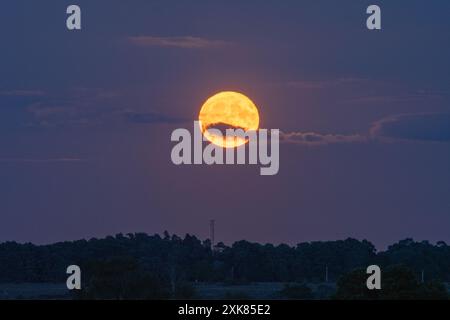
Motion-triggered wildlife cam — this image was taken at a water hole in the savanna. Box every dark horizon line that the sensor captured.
[1,231,447,253]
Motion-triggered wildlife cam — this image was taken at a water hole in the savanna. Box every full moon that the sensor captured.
[198,91,260,148]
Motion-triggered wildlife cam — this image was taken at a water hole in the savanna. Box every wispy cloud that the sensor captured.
[346,93,445,104]
[128,36,232,49]
[0,87,187,128]
[281,113,450,146]
[280,131,368,146]
[0,90,45,97]
[285,78,369,90]
[25,101,114,128]
[123,110,187,124]
[25,101,185,128]
[284,78,448,106]
[0,158,85,163]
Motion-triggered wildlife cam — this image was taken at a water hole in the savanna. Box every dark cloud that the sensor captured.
[281,113,450,146]
[370,113,450,142]
[0,88,120,128]
[0,87,184,128]
[26,104,185,128]
[25,100,120,128]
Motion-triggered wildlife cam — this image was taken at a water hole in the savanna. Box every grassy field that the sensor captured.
[0,281,334,300]
[1,282,447,300]
[0,283,69,299]
[195,282,286,299]
[194,282,337,299]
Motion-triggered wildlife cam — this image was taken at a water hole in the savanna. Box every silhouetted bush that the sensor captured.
[334,265,448,300]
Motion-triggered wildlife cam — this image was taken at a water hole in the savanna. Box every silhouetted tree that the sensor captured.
[335,265,448,300]
[1,233,449,300]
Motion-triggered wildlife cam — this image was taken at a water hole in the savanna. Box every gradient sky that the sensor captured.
[1,1,449,249]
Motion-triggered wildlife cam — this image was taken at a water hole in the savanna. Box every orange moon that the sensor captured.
[198,91,260,148]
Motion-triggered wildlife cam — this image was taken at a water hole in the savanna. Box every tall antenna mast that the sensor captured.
[210,219,215,250]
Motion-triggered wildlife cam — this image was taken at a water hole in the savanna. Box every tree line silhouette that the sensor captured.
[0,233,449,299]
